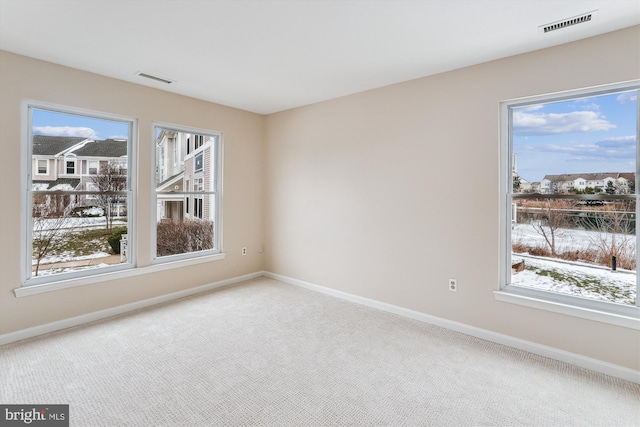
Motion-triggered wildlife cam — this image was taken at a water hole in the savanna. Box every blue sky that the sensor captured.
[32,108,129,140]
[513,89,638,183]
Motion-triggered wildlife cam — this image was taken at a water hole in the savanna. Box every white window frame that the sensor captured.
[151,122,223,264]
[36,159,48,175]
[65,157,76,175]
[497,81,640,329]
[22,101,137,287]
[88,160,99,175]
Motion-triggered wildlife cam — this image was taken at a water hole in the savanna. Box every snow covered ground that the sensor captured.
[31,216,127,270]
[512,222,636,255]
[511,223,636,305]
[36,215,126,230]
[34,251,112,266]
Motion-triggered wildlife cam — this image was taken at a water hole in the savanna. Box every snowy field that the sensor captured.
[35,215,126,230]
[511,223,636,305]
[512,222,636,255]
[34,251,112,267]
[32,215,126,269]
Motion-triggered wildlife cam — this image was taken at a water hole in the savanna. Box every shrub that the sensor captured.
[107,227,128,254]
[156,220,213,256]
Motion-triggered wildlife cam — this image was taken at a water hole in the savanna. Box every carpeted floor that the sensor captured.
[1,277,639,426]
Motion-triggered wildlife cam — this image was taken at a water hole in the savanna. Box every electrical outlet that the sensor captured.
[241,247,247,255]
[448,278,457,292]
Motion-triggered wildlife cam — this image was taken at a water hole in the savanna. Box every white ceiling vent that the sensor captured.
[136,72,174,84]
[540,10,597,34]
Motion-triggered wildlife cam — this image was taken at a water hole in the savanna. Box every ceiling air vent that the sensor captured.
[136,72,174,84]
[540,10,597,33]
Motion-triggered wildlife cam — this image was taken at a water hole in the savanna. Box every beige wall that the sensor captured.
[264,26,640,370]
[0,51,264,333]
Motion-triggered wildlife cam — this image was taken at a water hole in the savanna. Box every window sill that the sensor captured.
[15,253,226,298]
[494,290,640,330]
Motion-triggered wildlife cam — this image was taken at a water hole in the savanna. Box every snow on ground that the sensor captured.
[36,263,112,277]
[512,222,636,254]
[511,255,635,305]
[36,216,126,230]
[34,251,112,266]
[511,223,636,305]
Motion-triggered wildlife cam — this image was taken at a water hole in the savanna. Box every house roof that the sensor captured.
[72,139,127,158]
[157,171,185,191]
[32,178,81,190]
[32,136,87,156]
[543,173,635,182]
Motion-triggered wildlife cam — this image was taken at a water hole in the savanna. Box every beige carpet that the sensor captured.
[1,277,639,426]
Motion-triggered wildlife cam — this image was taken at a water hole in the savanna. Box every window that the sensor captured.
[194,134,204,150]
[36,159,48,175]
[25,104,134,286]
[66,159,75,175]
[153,125,221,260]
[88,160,98,175]
[501,83,639,318]
[195,152,203,173]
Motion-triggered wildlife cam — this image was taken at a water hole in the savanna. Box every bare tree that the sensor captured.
[91,161,127,231]
[531,199,574,257]
[32,203,70,276]
[588,200,636,270]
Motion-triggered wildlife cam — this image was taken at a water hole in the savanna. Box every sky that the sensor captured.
[513,89,638,183]
[32,108,129,140]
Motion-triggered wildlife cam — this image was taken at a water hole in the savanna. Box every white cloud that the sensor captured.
[617,92,637,104]
[520,135,636,162]
[513,110,616,135]
[33,126,97,139]
[519,104,543,112]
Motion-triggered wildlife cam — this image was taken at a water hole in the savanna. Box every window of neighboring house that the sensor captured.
[501,83,639,319]
[194,177,204,219]
[37,159,48,175]
[88,160,98,175]
[66,159,75,175]
[173,139,178,167]
[26,104,134,286]
[194,134,204,150]
[185,178,190,215]
[153,124,221,260]
[194,152,203,173]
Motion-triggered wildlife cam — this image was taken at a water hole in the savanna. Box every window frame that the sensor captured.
[22,100,137,287]
[65,158,76,175]
[36,159,48,175]
[151,122,223,264]
[498,81,640,324]
[88,160,99,175]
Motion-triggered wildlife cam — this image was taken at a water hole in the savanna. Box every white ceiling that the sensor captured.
[1,0,638,114]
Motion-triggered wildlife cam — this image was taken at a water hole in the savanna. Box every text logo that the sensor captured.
[1,405,68,426]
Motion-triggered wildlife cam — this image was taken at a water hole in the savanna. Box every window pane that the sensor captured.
[154,127,219,258]
[511,197,636,305]
[28,107,131,283]
[31,195,129,278]
[512,90,637,195]
[508,88,638,308]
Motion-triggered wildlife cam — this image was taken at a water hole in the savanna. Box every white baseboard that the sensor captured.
[263,271,640,384]
[0,271,263,346]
